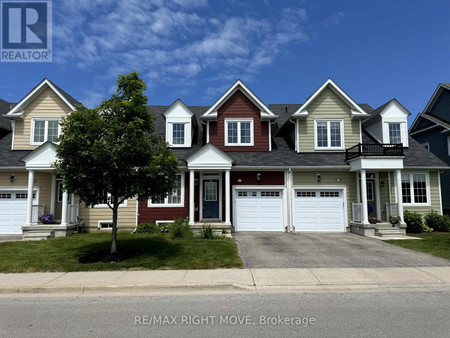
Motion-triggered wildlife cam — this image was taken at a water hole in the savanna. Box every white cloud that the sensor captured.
[53,1,339,102]
[322,11,345,27]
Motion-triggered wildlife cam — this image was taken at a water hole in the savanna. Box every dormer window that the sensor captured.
[225,118,254,146]
[172,123,185,145]
[388,123,401,144]
[30,117,61,145]
[314,119,344,150]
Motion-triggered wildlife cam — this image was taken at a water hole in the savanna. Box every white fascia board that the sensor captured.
[3,111,24,119]
[164,99,193,117]
[202,79,275,118]
[349,158,404,172]
[293,79,368,117]
[422,84,445,113]
[6,79,75,116]
[351,110,368,119]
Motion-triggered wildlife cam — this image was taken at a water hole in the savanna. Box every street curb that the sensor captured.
[1,282,449,295]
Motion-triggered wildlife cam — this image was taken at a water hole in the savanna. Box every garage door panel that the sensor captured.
[294,189,344,232]
[0,190,31,235]
[235,190,284,232]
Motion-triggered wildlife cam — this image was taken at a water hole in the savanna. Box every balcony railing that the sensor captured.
[346,143,404,161]
[352,203,363,223]
[31,204,45,224]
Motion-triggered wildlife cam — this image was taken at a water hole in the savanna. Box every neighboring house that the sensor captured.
[0,78,447,239]
[409,83,450,215]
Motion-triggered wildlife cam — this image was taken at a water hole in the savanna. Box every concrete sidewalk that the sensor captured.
[1,267,450,295]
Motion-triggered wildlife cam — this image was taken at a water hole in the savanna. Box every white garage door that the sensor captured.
[235,190,284,231]
[0,190,32,235]
[294,190,345,232]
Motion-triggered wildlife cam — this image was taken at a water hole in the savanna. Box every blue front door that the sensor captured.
[203,180,219,219]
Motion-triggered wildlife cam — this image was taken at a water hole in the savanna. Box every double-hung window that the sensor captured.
[31,118,61,145]
[225,119,253,146]
[388,123,402,144]
[401,173,429,205]
[172,123,185,145]
[149,174,184,207]
[314,119,344,150]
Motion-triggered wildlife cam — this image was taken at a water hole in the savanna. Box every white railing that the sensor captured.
[386,203,398,221]
[31,204,45,224]
[352,203,363,223]
[68,204,79,224]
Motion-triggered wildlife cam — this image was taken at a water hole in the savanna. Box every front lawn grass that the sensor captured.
[385,233,450,260]
[0,233,243,272]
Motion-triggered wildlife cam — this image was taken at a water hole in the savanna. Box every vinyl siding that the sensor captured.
[78,198,137,232]
[0,171,53,215]
[298,88,360,152]
[292,171,356,225]
[427,89,450,122]
[209,90,270,151]
[412,129,450,210]
[13,87,72,150]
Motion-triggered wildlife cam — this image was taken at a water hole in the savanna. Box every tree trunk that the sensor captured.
[110,202,119,254]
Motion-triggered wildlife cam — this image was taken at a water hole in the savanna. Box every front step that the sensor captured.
[23,231,55,241]
[375,227,405,238]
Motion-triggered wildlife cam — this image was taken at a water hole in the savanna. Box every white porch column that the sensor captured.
[60,190,69,226]
[50,174,56,215]
[25,170,34,226]
[225,169,231,225]
[356,172,361,203]
[189,170,195,225]
[360,169,369,224]
[395,169,404,223]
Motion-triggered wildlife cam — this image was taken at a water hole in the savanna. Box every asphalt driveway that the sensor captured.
[233,232,450,268]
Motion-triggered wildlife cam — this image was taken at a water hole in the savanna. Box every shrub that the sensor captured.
[201,225,214,239]
[158,223,172,233]
[170,219,193,239]
[404,210,423,233]
[135,222,159,234]
[424,210,450,232]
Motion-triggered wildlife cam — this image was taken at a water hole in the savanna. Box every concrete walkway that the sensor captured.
[1,267,450,294]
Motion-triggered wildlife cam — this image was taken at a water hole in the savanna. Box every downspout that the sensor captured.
[287,168,294,233]
[133,197,139,234]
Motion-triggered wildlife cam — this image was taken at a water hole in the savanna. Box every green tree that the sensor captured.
[55,72,179,254]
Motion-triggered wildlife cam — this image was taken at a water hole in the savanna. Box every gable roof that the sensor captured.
[292,79,368,118]
[422,82,450,115]
[163,99,194,117]
[363,98,411,123]
[5,78,80,118]
[0,99,12,131]
[202,79,277,120]
[409,112,450,134]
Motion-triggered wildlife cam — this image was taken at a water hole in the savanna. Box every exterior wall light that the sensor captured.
[257,173,262,181]
[9,174,15,183]
[317,173,321,182]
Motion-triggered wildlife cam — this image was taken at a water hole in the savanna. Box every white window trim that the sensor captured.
[148,173,185,208]
[402,172,431,206]
[94,194,128,209]
[387,122,402,144]
[168,122,189,148]
[30,117,62,146]
[314,119,345,150]
[421,142,430,151]
[97,220,116,230]
[383,121,408,146]
[224,118,254,146]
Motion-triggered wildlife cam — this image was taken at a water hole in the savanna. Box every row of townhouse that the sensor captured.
[0,78,447,238]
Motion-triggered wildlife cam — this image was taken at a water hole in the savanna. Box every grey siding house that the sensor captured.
[410,83,450,215]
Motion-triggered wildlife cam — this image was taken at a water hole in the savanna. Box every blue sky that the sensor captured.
[1,0,450,125]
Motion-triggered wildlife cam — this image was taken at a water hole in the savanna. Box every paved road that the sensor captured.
[233,232,450,268]
[0,291,449,337]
